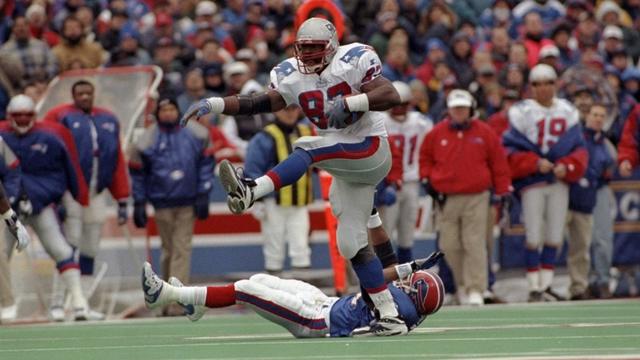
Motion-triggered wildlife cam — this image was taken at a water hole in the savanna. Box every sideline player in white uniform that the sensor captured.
[378,81,432,263]
[503,64,587,302]
[142,251,445,338]
[181,18,406,335]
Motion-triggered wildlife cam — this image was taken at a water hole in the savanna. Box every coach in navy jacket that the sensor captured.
[129,98,214,295]
[44,80,130,276]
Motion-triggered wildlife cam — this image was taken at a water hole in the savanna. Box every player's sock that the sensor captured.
[253,176,275,199]
[263,149,312,193]
[397,247,413,264]
[351,249,398,318]
[79,254,94,275]
[205,284,236,308]
[60,267,87,311]
[525,248,541,291]
[540,245,557,289]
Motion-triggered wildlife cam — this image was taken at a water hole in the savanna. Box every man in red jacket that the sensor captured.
[419,89,511,306]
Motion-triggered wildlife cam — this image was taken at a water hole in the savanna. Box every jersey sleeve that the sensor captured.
[347,45,383,89]
[269,60,297,105]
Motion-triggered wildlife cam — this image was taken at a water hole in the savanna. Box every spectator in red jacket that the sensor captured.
[419,89,511,306]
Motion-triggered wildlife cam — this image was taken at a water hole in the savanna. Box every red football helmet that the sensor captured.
[406,270,445,316]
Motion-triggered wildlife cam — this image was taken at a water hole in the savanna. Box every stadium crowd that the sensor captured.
[1,0,640,323]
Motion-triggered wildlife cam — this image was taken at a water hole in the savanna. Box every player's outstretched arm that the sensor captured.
[180,90,287,126]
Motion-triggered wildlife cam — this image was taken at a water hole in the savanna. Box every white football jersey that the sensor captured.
[508,98,580,154]
[269,42,387,138]
[383,111,433,182]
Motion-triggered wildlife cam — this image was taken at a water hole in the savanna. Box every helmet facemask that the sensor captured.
[9,112,36,135]
[294,40,334,74]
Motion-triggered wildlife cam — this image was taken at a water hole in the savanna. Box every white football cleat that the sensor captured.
[467,291,484,306]
[74,307,105,321]
[218,160,256,214]
[142,262,171,309]
[168,277,206,322]
[351,316,408,337]
[0,304,17,322]
[48,306,66,322]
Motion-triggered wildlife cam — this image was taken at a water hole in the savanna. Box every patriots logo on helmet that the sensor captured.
[408,270,445,315]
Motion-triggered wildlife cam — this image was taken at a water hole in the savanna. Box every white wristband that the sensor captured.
[367,211,382,229]
[1,208,15,220]
[395,263,413,280]
[345,93,369,112]
[206,97,225,114]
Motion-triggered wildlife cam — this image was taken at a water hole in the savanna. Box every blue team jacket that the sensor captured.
[44,104,130,200]
[569,128,614,214]
[0,122,86,214]
[129,122,215,208]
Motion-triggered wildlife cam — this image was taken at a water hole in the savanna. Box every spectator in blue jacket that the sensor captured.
[128,97,215,314]
[566,103,615,300]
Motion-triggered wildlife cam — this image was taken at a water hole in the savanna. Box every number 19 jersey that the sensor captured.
[269,42,387,138]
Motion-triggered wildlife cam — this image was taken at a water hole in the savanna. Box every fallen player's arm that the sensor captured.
[383,251,444,282]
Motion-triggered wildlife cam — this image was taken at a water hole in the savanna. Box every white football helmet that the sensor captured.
[7,95,36,135]
[529,63,557,82]
[392,81,412,104]
[294,17,339,74]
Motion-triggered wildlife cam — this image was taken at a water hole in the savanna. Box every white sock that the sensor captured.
[177,286,208,306]
[61,268,87,310]
[526,271,540,292]
[368,288,399,318]
[254,176,275,199]
[540,269,554,290]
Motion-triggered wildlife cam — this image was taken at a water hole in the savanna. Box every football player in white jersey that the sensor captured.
[503,64,588,302]
[181,17,407,335]
[378,81,433,263]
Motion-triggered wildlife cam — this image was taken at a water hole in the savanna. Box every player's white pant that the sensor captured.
[379,181,420,249]
[4,206,87,310]
[63,191,107,262]
[295,134,391,259]
[234,274,337,338]
[260,198,311,271]
[521,182,569,248]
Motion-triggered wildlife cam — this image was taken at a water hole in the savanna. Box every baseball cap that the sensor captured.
[447,89,474,108]
[224,61,249,78]
[426,38,446,52]
[155,36,176,48]
[236,48,256,61]
[539,44,560,59]
[529,64,557,82]
[196,1,217,16]
[603,25,623,40]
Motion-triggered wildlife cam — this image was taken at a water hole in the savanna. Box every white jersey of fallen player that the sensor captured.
[269,42,387,138]
[508,97,580,154]
[383,111,433,182]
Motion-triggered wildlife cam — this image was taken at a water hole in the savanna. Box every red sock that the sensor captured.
[205,284,236,308]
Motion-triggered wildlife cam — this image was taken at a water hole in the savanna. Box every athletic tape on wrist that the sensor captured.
[345,93,369,112]
[207,97,225,113]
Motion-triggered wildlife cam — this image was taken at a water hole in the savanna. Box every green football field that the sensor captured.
[1,300,639,360]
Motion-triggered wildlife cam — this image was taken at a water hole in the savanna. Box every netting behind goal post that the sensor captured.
[8,66,162,323]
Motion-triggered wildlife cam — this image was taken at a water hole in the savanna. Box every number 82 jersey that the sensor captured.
[269,42,388,138]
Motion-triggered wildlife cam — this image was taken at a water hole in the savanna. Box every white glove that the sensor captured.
[180,98,224,127]
[251,201,267,221]
[18,198,32,217]
[3,210,30,251]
